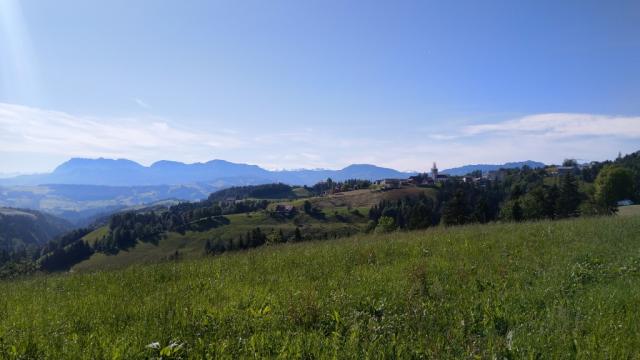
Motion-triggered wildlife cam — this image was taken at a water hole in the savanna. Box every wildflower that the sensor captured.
[506,330,514,351]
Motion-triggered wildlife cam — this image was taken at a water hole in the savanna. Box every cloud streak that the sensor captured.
[133,98,151,109]
[464,113,640,139]
[0,103,244,161]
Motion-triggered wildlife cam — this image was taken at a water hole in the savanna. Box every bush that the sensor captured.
[375,216,396,233]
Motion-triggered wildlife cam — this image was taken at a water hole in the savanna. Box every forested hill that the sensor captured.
[441,160,545,176]
[207,183,298,201]
[0,208,72,252]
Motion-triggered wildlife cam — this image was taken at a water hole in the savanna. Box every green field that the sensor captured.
[618,204,640,217]
[2,215,640,358]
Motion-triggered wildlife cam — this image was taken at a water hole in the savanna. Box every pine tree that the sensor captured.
[303,200,312,214]
[471,196,490,223]
[442,190,468,226]
[544,185,559,219]
[556,173,581,218]
[512,200,523,222]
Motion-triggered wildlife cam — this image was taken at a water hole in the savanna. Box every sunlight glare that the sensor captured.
[0,0,40,102]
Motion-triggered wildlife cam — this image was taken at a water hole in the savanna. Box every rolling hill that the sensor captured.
[72,186,438,272]
[0,207,72,251]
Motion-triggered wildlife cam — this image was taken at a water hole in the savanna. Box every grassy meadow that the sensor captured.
[618,204,640,217]
[2,215,640,358]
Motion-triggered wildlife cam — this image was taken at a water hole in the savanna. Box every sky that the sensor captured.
[0,0,639,174]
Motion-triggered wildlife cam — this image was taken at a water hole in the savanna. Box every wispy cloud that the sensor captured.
[463,113,640,138]
[133,98,151,109]
[409,113,640,168]
[0,103,244,163]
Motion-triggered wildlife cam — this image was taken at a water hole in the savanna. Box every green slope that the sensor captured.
[73,209,368,272]
[2,216,640,358]
[72,187,437,271]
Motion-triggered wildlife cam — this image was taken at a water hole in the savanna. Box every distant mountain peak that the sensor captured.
[54,157,144,172]
[205,159,232,164]
[342,164,382,169]
[151,160,184,166]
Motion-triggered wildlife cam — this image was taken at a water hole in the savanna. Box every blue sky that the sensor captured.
[1,0,639,173]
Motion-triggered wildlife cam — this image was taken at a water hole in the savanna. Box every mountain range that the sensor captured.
[0,158,416,187]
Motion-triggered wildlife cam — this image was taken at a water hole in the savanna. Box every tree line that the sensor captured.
[366,155,637,231]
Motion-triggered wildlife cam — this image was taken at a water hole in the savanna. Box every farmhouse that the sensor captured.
[421,177,435,185]
[221,197,238,205]
[617,199,634,207]
[274,204,295,215]
[380,179,401,189]
[485,170,507,181]
[435,174,450,182]
[551,166,578,176]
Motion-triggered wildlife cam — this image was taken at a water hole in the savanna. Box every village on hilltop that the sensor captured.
[374,160,600,190]
[374,162,500,190]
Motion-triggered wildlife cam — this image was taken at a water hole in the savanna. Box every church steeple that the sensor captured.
[431,162,438,179]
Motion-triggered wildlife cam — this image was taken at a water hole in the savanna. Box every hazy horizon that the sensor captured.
[0,156,555,177]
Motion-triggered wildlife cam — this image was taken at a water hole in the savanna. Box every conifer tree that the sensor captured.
[556,173,581,218]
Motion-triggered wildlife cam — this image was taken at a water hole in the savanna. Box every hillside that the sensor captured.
[1,216,639,358]
[72,187,437,271]
[0,208,72,251]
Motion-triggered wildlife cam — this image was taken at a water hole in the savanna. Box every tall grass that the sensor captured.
[1,216,640,358]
